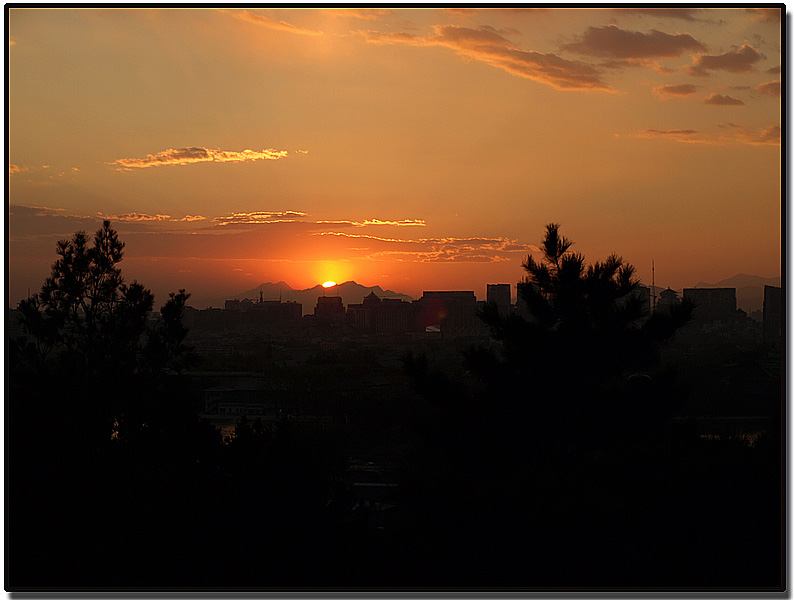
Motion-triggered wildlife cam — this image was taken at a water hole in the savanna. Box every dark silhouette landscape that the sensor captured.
[7,221,783,590]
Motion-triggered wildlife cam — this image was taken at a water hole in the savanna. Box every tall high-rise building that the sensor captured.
[487,284,512,317]
[763,285,782,347]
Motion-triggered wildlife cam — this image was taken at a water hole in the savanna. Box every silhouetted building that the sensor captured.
[515,281,536,321]
[347,291,413,335]
[315,295,345,319]
[487,284,512,317]
[7,308,30,342]
[634,284,652,315]
[414,291,477,335]
[183,306,231,331]
[763,285,782,348]
[657,287,680,312]
[683,288,737,323]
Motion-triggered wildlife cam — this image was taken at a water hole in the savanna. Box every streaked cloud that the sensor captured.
[317,219,426,227]
[654,83,698,97]
[689,44,764,75]
[178,215,207,222]
[9,164,26,174]
[755,80,781,96]
[633,124,780,145]
[109,147,289,169]
[314,231,539,263]
[361,25,610,90]
[635,129,701,142]
[746,8,781,23]
[228,10,323,36]
[737,125,780,145]
[98,212,173,222]
[704,93,745,106]
[214,211,308,226]
[323,8,392,21]
[614,8,702,22]
[563,25,706,59]
[767,65,781,74]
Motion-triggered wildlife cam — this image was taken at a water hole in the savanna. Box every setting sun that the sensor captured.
[322,281,337,288]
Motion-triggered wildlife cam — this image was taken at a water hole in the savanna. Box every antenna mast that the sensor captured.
[651,260,656,312]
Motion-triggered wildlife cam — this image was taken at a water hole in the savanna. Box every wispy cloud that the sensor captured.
[563,25,706,59]
[214,211,308,226]
[228,10,323,36]
[635,129,702,142]
[688,44,764,75]
[654,83,698,97]
[633,124,780,145]
[746,8,781,23]
[704,93,744,106]
[767,65,781,74]
[755,80,781,96]
[109,146,289,169]
[360,25,610,91]
[314,231,539,263]
[317,219,426,227]
[9,164,27,174]
[98,212,173,222]
[614,8,702,22]
[323,8,392,21]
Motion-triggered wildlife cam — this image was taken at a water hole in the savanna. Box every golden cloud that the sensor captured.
[653,83,698,97]
[756,80,781,96]
[316,219,426,227]
[563,25,706,59]
[613,8,702,21]
[691,44,764,74]
[99,212,173,222]
[323,8,392,21]
[634,124,780,145]
[213,211,308,226]
[746,8,781,23]
[361,25,610,91]
[229,10,323,36]
[109,146,289,169]
[314,231,540,263]
[703,93,745,106]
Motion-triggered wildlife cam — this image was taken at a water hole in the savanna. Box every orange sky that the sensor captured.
[8,8,782,308]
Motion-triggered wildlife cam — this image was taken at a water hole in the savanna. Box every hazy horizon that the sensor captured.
[8,8,781,309]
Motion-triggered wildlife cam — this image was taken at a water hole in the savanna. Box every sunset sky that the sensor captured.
[8,7,782,308]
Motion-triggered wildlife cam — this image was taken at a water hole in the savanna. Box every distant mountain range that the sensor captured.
[230,281,414,315]
[689,274,781,313]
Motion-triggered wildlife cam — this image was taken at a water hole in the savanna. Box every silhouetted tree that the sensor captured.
[13,220,195,444]
[464,223,692,441]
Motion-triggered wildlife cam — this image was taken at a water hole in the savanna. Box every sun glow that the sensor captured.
[322,281,337,288]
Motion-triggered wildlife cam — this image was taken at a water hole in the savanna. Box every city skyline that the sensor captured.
[8,7,781,308]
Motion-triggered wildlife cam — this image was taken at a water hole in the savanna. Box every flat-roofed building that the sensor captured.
[414,291,477,335]
[683,288,737,323]
[487,284,512,317]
